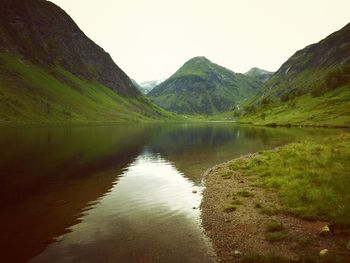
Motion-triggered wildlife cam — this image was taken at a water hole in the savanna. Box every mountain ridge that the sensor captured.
[132,78,165,94]
[239,22,350,127]
[244,67,274,82]
[148,56,262,114]
[0,0,171,123]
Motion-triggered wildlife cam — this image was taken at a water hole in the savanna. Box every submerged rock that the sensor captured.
[233,250,242,257]
[319,249,329,257]
[192,190,198,194]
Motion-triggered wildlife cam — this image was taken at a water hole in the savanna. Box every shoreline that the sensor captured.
[201,150,349,262]
[237,121,350,129]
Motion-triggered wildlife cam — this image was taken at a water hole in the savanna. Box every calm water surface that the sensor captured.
[0,123,340,262]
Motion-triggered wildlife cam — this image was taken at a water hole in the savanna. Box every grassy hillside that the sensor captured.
[148,57,262,114]
[0,52,173,124]
[0,0,175,124]
[238,23,350,127]
[240,70,350,127]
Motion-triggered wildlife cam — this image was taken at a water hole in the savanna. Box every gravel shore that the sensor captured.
[201,154,349,262]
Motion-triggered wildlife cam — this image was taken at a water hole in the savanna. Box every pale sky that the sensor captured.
[50,0,350,82]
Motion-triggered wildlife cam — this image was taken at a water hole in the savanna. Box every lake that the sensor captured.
[0,123,340,262]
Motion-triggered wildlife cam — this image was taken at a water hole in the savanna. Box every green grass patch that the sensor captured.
[265,220,287,242]
[236,189,255,197]
[221,171,233,179]
[265,231,288,242]
[223,204,238,212]
[242,253,342,263]
[229,133,350,225]
[266,220,284,232]
[230,198,243,205]
[229,159,250,171]
[253,200,278,215]
[259,205,279,216]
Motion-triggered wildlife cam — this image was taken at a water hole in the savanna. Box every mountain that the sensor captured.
[133,79,165,94]
[148,57,262,114]
[0,0,170,123]
[244,68,274,82]
[240,23,350,127]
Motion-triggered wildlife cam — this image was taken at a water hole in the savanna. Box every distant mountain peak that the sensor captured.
[187,56,211,63]
[133,78,166,94]
[245,68,274,82]
[148,57,263,114]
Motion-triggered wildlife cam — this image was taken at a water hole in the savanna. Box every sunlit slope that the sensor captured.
[0,53,171,123]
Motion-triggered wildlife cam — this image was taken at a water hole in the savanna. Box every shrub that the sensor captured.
[266,220,284,232]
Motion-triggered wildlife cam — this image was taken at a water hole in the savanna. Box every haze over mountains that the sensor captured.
[132,79,165,95]
[0,0,169,123]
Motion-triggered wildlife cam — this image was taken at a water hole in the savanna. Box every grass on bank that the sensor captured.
[223,204,238,212]
[238,84,350,128]
[241,253,341,263]
[229,133,350,225]
[265,220,287,242]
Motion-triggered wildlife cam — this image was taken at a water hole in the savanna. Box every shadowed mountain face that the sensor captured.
[148,57,262,114]
[0,0,136,96]
[0,0,169,122]
[276,23,350,74]
[240,23,350,126]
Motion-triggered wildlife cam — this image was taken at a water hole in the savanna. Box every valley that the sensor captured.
[0,0,349,262]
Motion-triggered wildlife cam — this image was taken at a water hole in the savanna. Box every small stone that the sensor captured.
[319,249,328,257]
[234,250,242,257]
[224,218,230,222]
[320,225,331,236]
[192,206,197,209]
[192,190,197,194]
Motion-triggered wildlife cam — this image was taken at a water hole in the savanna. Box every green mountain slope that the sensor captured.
[244,67,274,83]
[0,0,171,123]
[148,57,262,114]
[239,23,350,127]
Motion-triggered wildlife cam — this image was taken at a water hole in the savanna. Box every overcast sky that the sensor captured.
[50,0,350,82]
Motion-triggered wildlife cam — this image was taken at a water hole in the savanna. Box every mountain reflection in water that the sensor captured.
[0,123,339,262]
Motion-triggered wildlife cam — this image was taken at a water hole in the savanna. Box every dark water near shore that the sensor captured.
[0,123,340,262]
